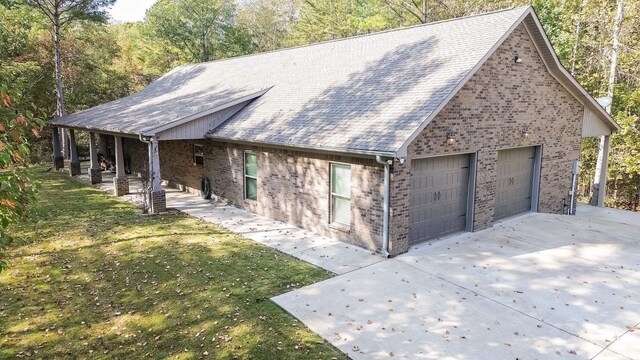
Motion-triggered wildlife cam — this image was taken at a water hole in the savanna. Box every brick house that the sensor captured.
[50,6,618,256]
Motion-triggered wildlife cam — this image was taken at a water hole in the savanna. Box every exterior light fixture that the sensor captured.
[445,132,455,145]
[521,125,530,138]
[514,55,523,63]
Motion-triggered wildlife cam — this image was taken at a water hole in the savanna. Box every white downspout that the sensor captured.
[376,155,391,258]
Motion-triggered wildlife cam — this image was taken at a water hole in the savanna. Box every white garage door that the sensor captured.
[410,154,470,244]
[494,147,536,221]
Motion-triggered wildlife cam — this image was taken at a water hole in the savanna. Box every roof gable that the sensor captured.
[209,7,531,155]
[393,7,619,158]
[50,6,617,156]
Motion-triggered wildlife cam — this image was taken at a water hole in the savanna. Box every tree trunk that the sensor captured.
[422,0,427,24]
[53,14,69,159]
[606,0,624,113]
[570,0,587,76]
[590,0,624,205]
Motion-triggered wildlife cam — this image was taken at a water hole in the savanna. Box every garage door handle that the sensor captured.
[438,191,441,201]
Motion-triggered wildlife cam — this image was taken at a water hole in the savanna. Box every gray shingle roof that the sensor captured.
[52,7,532,153]
[49,70,271,135]
[208,6,531,154]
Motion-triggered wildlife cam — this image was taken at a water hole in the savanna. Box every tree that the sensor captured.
[237,0,300,52]
[384,0,428,24]
[289,0,396,45]
[590,0,625,205]
[145,0,253,63]
[24,0,115,158]
[0,84,43,273]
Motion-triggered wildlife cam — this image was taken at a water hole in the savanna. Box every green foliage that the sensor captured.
[24,0,116,25]
[236,0,299,52]
[0,85,43,272]
[145,0,254,63]
[289,0,396,45]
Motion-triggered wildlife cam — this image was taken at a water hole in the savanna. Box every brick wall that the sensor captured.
[388,24,583,255]
[123,138,149,177]
[158,140,385,251]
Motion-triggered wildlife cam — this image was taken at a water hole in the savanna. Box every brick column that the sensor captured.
[68,129,80,176]
[113,135,129,196]
[148,137,166,213]
[388,160,411,256]
[51,126,64,170]
[88,132,102,184]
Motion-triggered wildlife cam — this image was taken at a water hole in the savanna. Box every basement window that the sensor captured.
[244,151,257,201]
[330,163,351,227]
[193,144,204,166]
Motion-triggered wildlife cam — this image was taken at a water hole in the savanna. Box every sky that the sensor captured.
[108,0,158,23]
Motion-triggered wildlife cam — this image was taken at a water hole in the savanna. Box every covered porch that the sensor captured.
[581,104,619,208]
[47,86,269,214]
[51,128,166,213]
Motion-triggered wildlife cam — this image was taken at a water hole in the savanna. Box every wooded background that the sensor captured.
[1,0,638,210]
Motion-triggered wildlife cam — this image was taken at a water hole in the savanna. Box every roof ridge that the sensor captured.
[173,5,531,71]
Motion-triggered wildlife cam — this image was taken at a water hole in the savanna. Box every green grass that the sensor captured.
[0,168,345,359]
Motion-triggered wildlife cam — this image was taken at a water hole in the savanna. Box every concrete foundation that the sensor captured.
[69,161,81,176]
[150,190,166,213]
[89,168,102,184]
[113,177,129,196]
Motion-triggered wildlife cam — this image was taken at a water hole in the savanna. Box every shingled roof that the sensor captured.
[50,6,617,157]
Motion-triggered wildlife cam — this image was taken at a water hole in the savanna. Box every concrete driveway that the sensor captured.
[273,205,640,359]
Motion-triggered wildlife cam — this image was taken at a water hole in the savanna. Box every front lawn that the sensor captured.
[0,168,345,359]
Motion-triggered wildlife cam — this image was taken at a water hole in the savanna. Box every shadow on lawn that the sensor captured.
[0,169,345,359]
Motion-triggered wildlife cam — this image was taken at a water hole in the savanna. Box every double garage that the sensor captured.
[409,146,540,245]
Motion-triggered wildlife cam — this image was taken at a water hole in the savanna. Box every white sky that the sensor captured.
[108,0,158,23]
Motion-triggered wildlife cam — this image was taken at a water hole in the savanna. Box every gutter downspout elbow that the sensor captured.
[376,155,391,258]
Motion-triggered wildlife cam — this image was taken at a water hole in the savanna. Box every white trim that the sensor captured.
[193,144,204,166]
[143,88,272,136]
[329,162,352,227]
[395,8,533,158]
[243,150,258,201]
[395,8,619,158]
[207,135,395,158]
[521,12,619,131]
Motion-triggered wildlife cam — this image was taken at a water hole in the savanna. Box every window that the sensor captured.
[193,144,204,166]
[330,163,351,226]
[244,151,257,201]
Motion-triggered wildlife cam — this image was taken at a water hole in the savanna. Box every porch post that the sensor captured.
[51,126,64,170]
[591,135,610,207]
[68,129,80,176]
[148,137,166,213]
[88,132,102,184]
[113,135,129,196]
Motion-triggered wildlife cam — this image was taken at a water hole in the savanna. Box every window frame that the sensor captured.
[329,162,352,228]
[193,144,204,166]
[244,150,258,201]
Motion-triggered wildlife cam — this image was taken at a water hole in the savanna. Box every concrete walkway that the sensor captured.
[273,206,640,360]
[76,168,384,275]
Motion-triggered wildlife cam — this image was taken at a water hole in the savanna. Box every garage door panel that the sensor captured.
[494,147,536,221]
[410,154,470,245]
